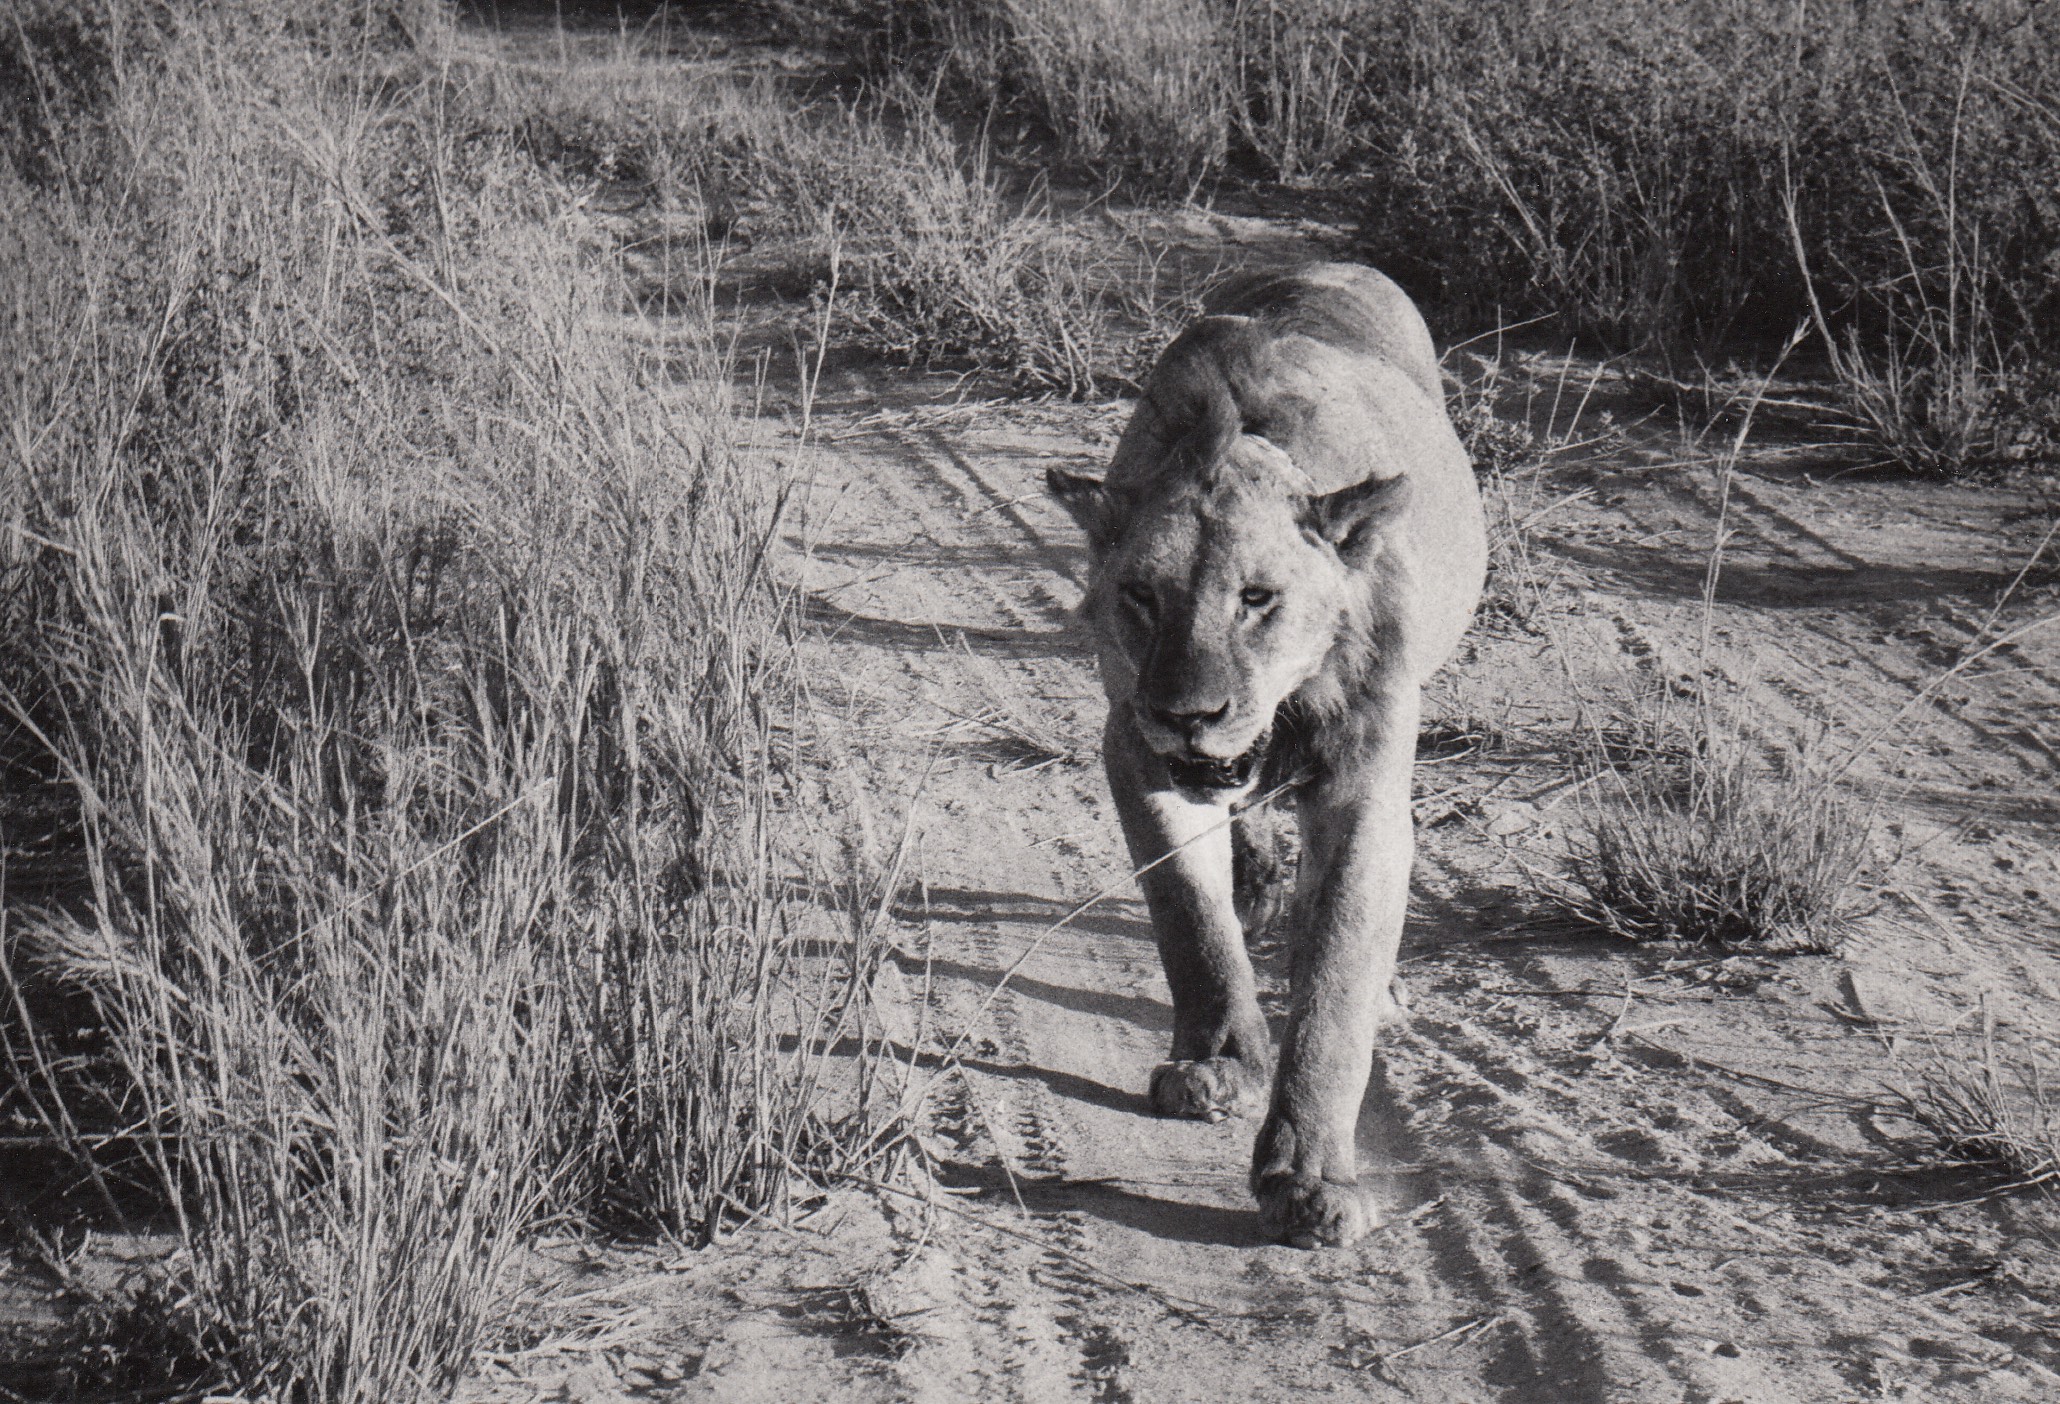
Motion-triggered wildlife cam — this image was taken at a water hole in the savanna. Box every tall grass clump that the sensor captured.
[1228,0,1369,182]
[1791,70,2060,474]
[1343,0,2055,369]
[1,4,890,1396]
[787,0,1366,187]
[1545,358,1872,952]
[817,100,1183,396]
[1551,702,1870,952]
[803,0,1231,191]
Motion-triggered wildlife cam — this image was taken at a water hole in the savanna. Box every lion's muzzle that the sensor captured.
[1164,725,1272,795]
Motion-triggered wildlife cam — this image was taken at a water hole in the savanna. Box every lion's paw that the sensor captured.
[1149,1057,1262,1122]
[1256,1176,1378,1249]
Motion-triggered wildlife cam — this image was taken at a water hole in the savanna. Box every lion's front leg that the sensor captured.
[1251,690,1418,1247]
[1104,715,1271,1122]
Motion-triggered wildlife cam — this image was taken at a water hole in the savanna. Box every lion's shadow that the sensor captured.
[933,1158,1270,1249]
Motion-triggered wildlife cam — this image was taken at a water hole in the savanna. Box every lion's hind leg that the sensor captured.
[1231,802,1294,943]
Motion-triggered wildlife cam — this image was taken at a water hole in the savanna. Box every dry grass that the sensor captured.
[811,0,1231,192]
[1551,703,1872,952]
[1229,0,1368,182]
[929,635,1078,774]
[819,101,1183,397]
[1476,474,1578,637]
[482,51,1188,397]
[1790,80,2060,476]
[1350,0,2056,373]
[790,0,1370,189]
[1534,333,1874,954]
[1,4,897,1396]
[1445,348,1612,631]
[795,0,2059,464]
[1890,1015,2060,1193]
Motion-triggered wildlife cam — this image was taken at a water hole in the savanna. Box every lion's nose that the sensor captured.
[1149,700,1230,735]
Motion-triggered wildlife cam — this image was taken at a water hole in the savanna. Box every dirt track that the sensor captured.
[660,368,2060,1404]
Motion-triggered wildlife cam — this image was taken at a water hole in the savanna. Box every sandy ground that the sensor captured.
[453,355,2060,1403]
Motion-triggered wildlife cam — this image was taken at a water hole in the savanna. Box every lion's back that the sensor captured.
[1109,263,1462,503]
[1204,263,1442,402]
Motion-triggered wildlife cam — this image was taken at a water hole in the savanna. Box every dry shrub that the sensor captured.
[1553,705,1871,952]
[2,6,892,1397]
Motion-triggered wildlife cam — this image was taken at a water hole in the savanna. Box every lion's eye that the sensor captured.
[1122,583,1156,613]
[1241,586,1277,610]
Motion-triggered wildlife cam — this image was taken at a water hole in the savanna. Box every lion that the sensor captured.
[1046,263,1486,1248]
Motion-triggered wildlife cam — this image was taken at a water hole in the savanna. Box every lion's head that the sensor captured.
[1049,433,1406,796]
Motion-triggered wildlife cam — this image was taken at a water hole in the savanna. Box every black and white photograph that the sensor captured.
[3,0,2058,1398]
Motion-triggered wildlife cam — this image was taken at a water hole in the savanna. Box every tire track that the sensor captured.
[1343,1042,1740,1402]
[1384,1018,1880,1402]
[1578,469,2060,788]
[826,400,1150,1399]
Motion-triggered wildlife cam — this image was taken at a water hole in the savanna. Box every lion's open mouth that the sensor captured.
[1165,727,1271,793]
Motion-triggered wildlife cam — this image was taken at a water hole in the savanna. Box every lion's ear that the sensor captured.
[1046,466,1117,548]
[1307,474,1410,563]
